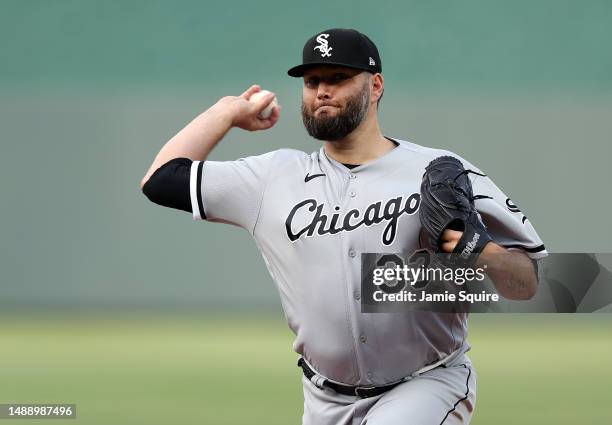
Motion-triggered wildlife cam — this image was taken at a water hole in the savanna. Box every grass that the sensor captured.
[0,313,610,424]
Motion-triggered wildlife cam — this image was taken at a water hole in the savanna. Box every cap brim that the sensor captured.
[287,62,377,77]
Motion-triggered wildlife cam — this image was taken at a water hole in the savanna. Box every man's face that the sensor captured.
[301,65,371,141]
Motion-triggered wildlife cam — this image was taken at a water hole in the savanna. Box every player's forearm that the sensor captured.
[477,243,538,300]
[140,103,234,189]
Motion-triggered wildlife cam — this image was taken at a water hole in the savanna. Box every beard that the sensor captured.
[301,81,370,141]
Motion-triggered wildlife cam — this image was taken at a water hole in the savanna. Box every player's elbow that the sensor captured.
[516,280,538,300]
[500,276,538,300]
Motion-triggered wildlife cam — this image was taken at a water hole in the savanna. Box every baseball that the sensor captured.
[249,90,278,119]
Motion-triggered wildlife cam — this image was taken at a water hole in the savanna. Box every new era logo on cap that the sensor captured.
[287,28,382,77]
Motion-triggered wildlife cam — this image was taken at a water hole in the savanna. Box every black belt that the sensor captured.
[297,358,404,399]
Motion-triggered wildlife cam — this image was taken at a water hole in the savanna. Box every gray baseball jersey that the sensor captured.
[188,137,547,386]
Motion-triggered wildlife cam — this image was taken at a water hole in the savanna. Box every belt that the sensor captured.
[298,349,461,399]
[297,358,405,398]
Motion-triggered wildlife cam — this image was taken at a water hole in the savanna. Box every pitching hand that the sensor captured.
[217,85,280,131]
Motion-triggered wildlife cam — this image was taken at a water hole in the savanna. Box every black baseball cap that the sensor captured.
[287,28,382,77]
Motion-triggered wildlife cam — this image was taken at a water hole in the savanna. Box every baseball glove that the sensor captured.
[419,156,492,267]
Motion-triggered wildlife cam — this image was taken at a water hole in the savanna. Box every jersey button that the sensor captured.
[349,173,357,180]
[354,291,361,300]
[349,190,356,197]
[359,334,367,343]
[349,249,356,258]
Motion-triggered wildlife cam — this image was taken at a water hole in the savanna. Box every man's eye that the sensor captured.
[332,73,347,81]
[305,78,319,87]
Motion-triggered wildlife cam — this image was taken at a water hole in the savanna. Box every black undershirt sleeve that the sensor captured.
[142,158,193,213]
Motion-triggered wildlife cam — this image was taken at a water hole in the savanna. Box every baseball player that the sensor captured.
[140,28,547,425]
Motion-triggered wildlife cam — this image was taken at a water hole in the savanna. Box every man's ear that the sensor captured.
[372,73,384,106]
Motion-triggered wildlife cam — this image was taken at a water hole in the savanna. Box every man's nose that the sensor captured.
[317,82,332,99]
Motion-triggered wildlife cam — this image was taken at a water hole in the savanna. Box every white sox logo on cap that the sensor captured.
[314,33,332,57]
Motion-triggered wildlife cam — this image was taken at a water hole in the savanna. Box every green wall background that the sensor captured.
[1,0,611,309]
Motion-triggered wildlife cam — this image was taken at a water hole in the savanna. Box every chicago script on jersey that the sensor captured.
[285,194,421,245]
